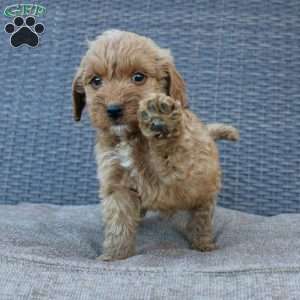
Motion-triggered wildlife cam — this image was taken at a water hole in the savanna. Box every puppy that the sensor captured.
[72,30,239,261]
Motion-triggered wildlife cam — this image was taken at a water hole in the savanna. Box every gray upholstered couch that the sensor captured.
[1,0,300,298]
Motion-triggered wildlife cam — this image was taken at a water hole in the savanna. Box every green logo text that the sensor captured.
[4,4,46,17]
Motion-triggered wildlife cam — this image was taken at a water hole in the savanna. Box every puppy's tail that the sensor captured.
[207,123,239,142]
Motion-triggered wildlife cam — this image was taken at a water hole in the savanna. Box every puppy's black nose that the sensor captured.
[106,104,123,119]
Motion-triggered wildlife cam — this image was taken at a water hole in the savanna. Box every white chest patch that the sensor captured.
[96,140,134,171]
[115,141,133,169]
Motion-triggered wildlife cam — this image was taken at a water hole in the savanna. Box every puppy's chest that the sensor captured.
[98,139,185,192]
[102,141,137,173]
[113,141,135,169]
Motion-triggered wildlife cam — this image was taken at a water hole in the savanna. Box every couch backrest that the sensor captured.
[1,0,299,215]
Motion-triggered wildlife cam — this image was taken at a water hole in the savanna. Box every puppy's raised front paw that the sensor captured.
[138,93,182,139]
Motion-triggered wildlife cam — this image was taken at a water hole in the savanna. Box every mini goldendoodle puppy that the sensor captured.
[72,30,239,261]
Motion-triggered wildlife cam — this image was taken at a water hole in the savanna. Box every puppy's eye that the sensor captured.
[90,76,102,89]
[132,72,146,85]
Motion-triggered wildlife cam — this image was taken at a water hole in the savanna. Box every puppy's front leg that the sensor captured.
[138,93,183,141]
[98,187,140,261]
[186,199,218,252]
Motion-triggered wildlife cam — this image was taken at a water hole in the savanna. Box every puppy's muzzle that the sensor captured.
[107,104,123,120]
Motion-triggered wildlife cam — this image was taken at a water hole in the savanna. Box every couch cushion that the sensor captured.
[0,203,300,299]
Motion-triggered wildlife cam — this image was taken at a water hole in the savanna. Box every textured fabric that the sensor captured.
[0,203,300,299]
[0,0,300,215]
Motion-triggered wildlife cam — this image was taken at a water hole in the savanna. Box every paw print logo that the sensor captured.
[4,16,44,47]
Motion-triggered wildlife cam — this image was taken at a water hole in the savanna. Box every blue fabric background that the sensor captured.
[0,0,299,215]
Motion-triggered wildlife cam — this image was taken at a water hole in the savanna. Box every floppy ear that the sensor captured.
[166,63,188,108]
[72,67,86,121]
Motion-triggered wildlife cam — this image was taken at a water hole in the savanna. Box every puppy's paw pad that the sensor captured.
[145,94,178,115]
[158,98,175,114]
[140,94,179,115]
[140,110,150,122]
[138,94,182,138]
[146,99,157,113]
